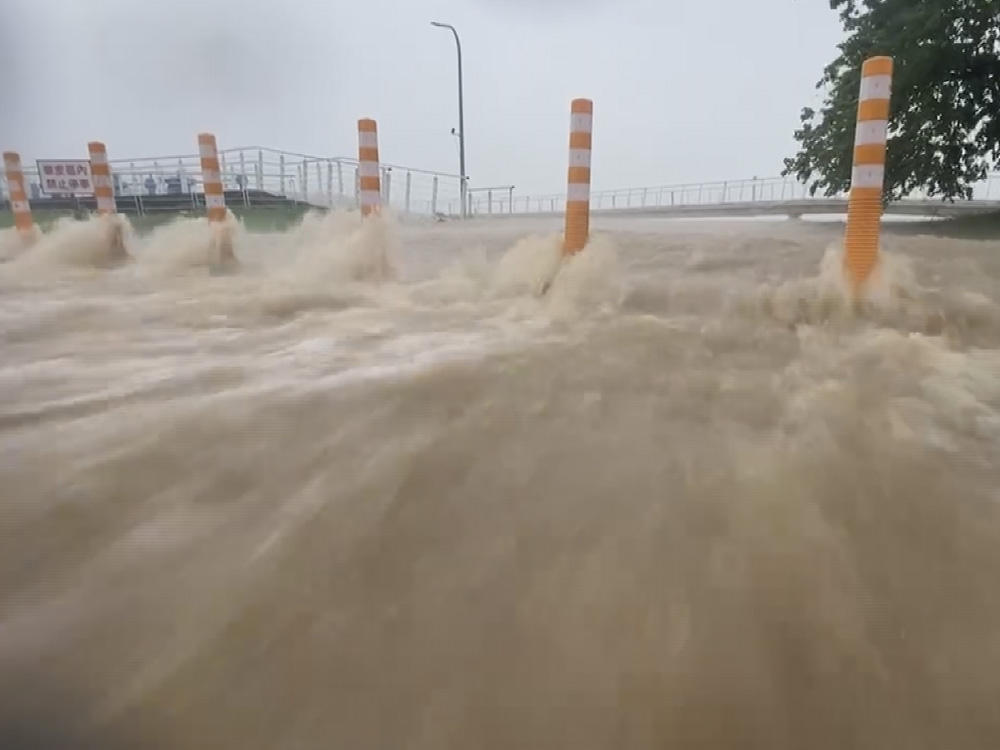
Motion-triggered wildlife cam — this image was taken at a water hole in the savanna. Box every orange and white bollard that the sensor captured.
[87,141,127,262]
[3,151,37,244]
[198,132,236,268]
[357,119,381,217]
[87,141,115,215]
[564,98,593,254]
[198,133,228,223]
[844,56,893,290]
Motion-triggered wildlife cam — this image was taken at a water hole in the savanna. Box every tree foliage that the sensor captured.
[784,0,1000,201]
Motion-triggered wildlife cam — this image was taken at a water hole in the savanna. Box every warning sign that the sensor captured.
[36,160,94,195]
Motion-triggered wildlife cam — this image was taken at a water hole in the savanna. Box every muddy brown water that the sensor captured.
[1,213,999,749]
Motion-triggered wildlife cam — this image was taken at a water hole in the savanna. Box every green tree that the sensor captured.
[784,0,1000,201]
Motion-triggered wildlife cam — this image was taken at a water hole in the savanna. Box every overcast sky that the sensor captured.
[1,0,843,195]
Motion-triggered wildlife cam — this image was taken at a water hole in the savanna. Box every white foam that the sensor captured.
[137,211,243,274]
[3,214,131,274]
[281,209,398,284]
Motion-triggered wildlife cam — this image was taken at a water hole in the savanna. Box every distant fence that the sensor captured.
[0,146,464,218]
[5,151,1000,220]
[468,173,1000,216]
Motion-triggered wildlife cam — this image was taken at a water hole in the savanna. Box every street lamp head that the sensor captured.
[430,21,446,27]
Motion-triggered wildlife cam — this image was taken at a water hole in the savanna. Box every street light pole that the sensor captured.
[431,21,467,218]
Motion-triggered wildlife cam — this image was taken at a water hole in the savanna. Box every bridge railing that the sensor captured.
[486,173,1000,216]
[2,147,463,217]
[482,176,816,215]
[6,155,1000,218]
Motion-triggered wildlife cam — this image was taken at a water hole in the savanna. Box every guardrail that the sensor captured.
[1,147,464,218]
[5,153,1000,220]
[469,173,1000,216]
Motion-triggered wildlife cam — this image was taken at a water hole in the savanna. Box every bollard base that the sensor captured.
[99,214,130,266]
[539,259,563,297]
[109,223,129,265]
[209,224,239,274]
[0,225,40,263]
[19,225,42,249]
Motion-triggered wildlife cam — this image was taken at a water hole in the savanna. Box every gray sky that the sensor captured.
[1,0,843,195]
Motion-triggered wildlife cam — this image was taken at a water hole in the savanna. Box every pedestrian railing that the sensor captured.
[481,173,1000,216]
[2,147,464,218]
[5,154,999,219]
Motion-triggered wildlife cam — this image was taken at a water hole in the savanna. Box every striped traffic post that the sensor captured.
[3,151,36,242]
[87,142,116,215]
[564,98,593,254]
[87,141,127,261]
[198,133,227,223]
[358,119,381,217]
[844,56,893,289]
[198,132,236,267]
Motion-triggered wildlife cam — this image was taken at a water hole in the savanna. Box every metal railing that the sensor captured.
[466,185,516,216]
[1,146,464,217]
[5,153,1000,219]
[491,173,1000,216]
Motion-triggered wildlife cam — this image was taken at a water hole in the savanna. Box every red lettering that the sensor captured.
[46,178,57,188]
[69,178,79,188]
[79,179,90,190]
[54,164,65,175]
[43,165,54,175]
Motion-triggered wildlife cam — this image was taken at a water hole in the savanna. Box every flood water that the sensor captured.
[1,212,999,749]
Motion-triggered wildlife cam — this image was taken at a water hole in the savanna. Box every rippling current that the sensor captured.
[1,212,999,749]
